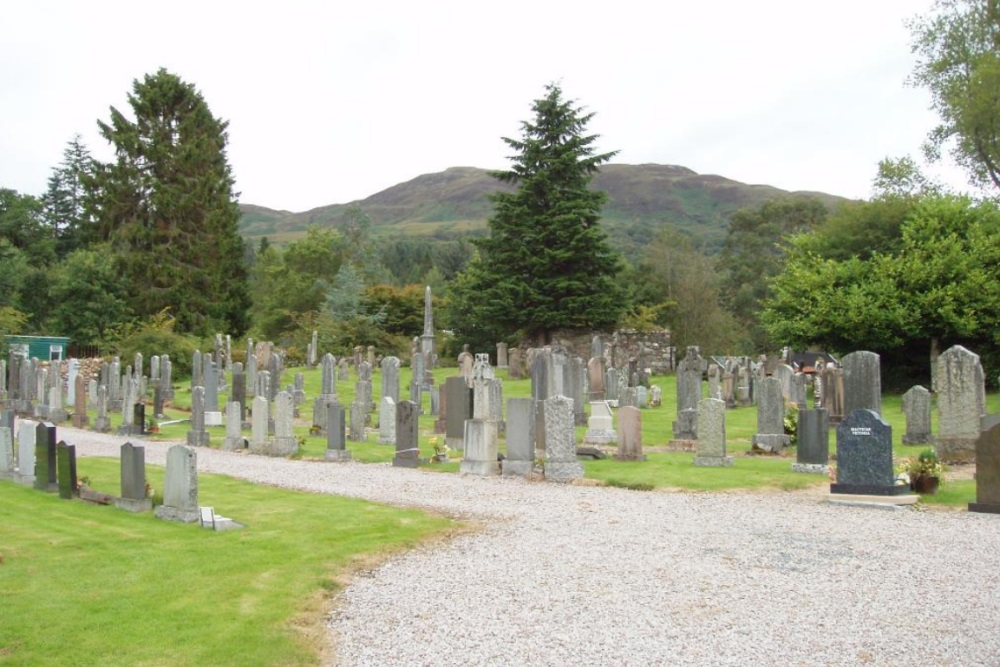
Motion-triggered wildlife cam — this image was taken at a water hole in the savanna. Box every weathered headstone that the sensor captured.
[222,402,245,451]
[381,356,401,404]
[186,386,210,447]
[460,419,500,475]
[901,385,933,446]
[117,442,152,512]
[250,395,269,452]
[937,345,985,463]
[154,445,199,522]
[71,374,89,428]
[392,400,420,468]
[615,406,645,461]
[16,420,36,486]
[774,363,795,402]
[231,362,246,423]
[583,401,616,445]
[56,441,77,499]
[325,401,351,461]
[694,398,732,467]
[269,391,298,456]
[543,395,583,482]
[831,409,909,496]
[349,402,367,442]
[671,346,703,444]
[0,426,14,481]
[378,396,396,445]
[587,357,605,401]
[496,342,509,369]
[842,351,882,417]
[751,377,790,453]
[34,421,58,491]
[793,408,830,473]
[508,348,524,379]
[503,398,535,477]
[445,377,472,450]
[969,422,1000,513]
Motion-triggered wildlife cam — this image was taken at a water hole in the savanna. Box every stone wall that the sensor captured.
[523,329,674,374]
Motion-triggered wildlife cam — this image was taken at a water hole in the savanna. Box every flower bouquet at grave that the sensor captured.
[893,460,912,488]
[429,437,450,463]
[907,449,944,494]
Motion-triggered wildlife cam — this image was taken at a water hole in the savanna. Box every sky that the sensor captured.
[0,0,973,212]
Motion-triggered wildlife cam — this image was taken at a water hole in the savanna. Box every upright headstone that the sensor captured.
[269,391,298,455]
[708,364,722,401]
[381,356,401,404]
[203,360,223,426]
[34,421,58,491]
[969,423,1000,513]
[0,426,14,481]
[445,377,472,450]
[378,396,397,445]
[543,395,583,482]
[186,386,210,447]
[774,363,795,402]
[901,385,934,446]
[231,362,247,424]
[71,374,89,428]
[842,351,882,417]
[118,442,152,512]
[587,357,605,401]
[349,402,367,442]
[460,419,500,475]
[496,342,509,369]
[750,377,790,453]
[831,409,909,496]
[615,406,645,461]
[56,441,77,499]
[672,346,703,443]
[694,398,732,467]
[67,358,79,405]
[325,401,351,461]
[222,402,244,451]
[161,354,174,400]
[16,420,36,486]
[392,400,420,468]
[246,354,257,398]
[154,445,199,522]
[937,345,985,463]
[793,408,830,474]
[583,401,616,445]
[508,348,524,379]
[503,398,535,477]
[250,395,269,452]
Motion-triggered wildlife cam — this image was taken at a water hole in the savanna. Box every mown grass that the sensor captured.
[0,457,454,667]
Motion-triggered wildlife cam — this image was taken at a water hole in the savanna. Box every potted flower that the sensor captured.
[429,437,450,463]
[909,448,944,494]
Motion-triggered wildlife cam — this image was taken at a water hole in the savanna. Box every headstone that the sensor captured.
[605,367,620,404]
[222,402,244,451]
[338,358,350,381]
[321,353,336,397]
[969,423,1000,513]
[161,355,173,400]
[16,420,36,486]
[831,409,909,496]
[246,354,257,398]
[583,401,616,445]
[543,395,583,482]
[750,377,790,453]
[250,396,269,452]
[587,357,605,401]
[56,441,77,499]
[269,391,298,456]
[67,358,79,405]
[503,398,535,477]
[154,445,199,522]
[34,421,58,491]
[445,377,472,450]
[792,408,830,474]
[186,387,210,447]
[132,402,146,436]
[460,419,500,475]
[381,356,401,404]
[349,402,366,442]
[708,364,721,400]
[842,351,882,417]
[496,342,509,369]
[694,398,732,467]
[671,346,702,443]
[508,348,524,379]
[325,401,351,461]
[567,356,588,426]
[937,345,985,463]
[71,374,89,428]
[191,350,203,389]
[649,385,662,407]
[308,330,319,369]
[0,426,14,481]
[117,442,152,512]
[458,345,474,385]
[231,363,247,423]
[150,355,160,382]
[615,406,645,461]
[392,400,420,468]
[292,373,306,413]
[774,363,795,402]
[378,396,396,445]
[901,385,933,446]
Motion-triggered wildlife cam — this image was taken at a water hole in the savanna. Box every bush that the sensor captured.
[116,327,199,379]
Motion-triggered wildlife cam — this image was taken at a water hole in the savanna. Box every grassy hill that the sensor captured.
[238,164,846,254]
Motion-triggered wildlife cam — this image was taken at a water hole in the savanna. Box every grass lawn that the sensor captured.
[0,458,456,666]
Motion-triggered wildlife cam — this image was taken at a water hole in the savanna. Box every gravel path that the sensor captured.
[64,427,1000,666]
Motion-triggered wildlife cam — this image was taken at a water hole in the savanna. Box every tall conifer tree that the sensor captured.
[87,68,250,336]
[457,84,625,345]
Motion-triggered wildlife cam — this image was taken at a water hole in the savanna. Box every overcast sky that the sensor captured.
[1,0,970,212]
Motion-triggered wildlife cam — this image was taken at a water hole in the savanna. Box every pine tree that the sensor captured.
[41,134,94,257]
[86,69,251,336]
[457,84,626,345]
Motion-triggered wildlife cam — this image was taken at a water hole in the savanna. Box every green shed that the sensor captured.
[6,335,71,361]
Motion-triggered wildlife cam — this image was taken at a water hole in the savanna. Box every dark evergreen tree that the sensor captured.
[86,68,251,336]
[455,84,626,345]
[41,134,95,256]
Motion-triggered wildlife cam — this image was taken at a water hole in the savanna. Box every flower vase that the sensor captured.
[914,476,940,495]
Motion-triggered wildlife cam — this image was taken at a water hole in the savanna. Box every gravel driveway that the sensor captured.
[63,427,1000,667]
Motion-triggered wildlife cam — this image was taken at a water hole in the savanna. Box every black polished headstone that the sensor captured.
[392,400,420,468]
[56,441,77,499]
[797,408,830,465]
[831,409,908,496]
[133,403,146,436]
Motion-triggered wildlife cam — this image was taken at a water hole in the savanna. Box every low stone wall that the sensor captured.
[520,328,674,373]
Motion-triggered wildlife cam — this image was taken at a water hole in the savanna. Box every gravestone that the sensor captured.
[543,395,583,482]
[583,401,616,445]
[445,377,472,450]
[292,373,306,413]
[132,402,146,436]
[615,406,645,461]
[969,423,1000,513]
[792,408,829,474]
[161,355,174,400]
[378,396,396,445]
[604,368,620,404]
[16,420,36,486]
[67,359,80,405]
[325,401,351,461]
[496,342,509,369]
[650,385,662,407]
[392,400,420,468]
[751,377,790,453]
[671,346,703,444]
[222,402,245,451]
[231,363,246,423]
[694,398,732,467]
[567,356,588,426]
[774,363,794,402]
[71,374,89,428]
[381,356,401,404]
[842,351,882,417]
[34,421,58,491]
[820,363,844,423]
[270,391,298,455]
[460,419,500,475]
[247,354,258,398]
[48,379,67,424]
[587,357,605,401]
[349,402,367,442]
[708,364,721,400]
[937,345,985,463]
[117,442,152,512]
[338,358,350,381]
[34,367,50,419]
[831,409,909,496]
[186,386,210,447]
[0,426,13,481]
[155,445,199,522]
[901,385,933,446]
[503,398,535,477]
[508,348,524,379]
[250,395,269,453]
[56,442,77,499]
